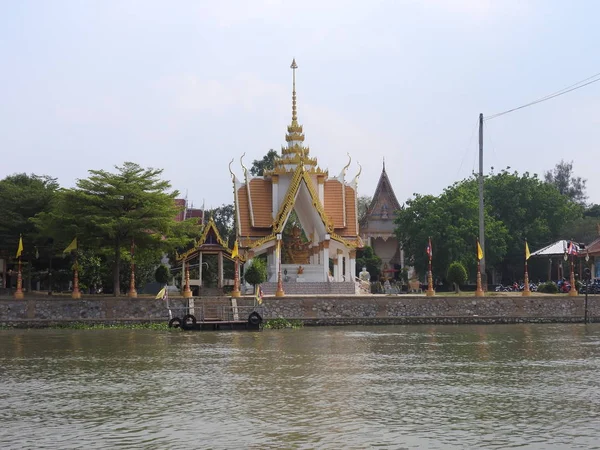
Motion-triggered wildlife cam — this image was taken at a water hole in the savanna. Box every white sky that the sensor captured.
[1,0,599,208]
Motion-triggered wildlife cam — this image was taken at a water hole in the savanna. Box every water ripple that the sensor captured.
[1,324,599,449]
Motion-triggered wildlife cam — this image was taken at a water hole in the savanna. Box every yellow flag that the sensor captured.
[16,236,23,258]
[155,286,167,300]
[255,285,263,305]
[477,241,483,261]
[63,237,77,255]
[525,241,531,261]
[231,240,239,259]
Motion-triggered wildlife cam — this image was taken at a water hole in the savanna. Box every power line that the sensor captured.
[485,71,600,121]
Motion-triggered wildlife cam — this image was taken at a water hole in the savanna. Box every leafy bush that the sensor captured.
[155,264,171,284]
[537,281,558,294]
[446,262,467,293]
[244,258,267,287]
[263,318,303,329]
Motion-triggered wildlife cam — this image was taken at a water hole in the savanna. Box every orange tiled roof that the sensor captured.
[248,178,273,228]
[324,180,344,228]
[237,185,271,239]
[338,185,357,237]
[237,186,251,237]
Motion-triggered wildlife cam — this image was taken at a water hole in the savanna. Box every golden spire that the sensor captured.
[265,59,324,176]
[285,58,305,144]
[291,58,298,124]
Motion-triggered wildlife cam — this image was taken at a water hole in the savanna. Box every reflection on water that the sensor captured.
[1,324,600,449]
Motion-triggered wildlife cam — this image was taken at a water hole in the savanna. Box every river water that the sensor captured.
[1,324,599,449]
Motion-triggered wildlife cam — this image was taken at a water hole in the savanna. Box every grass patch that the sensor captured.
[263,318,304,329]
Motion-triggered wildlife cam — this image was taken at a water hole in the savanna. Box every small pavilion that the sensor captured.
[175,217,236,295]
[230,60,362,295]
[530,239,581,281]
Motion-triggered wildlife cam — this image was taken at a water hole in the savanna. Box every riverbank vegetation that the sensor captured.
[396,162,599,285]
[263,318,303,329]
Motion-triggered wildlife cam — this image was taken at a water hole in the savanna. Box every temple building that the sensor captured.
[230,60,362,294]
[359,161,404,277]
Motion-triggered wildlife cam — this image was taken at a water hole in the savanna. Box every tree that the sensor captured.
[584,204,600,218]
[485,169,581,282]
[395,179,509,282]
[357,195,372,224]
[250,149,279,176]
[544,160,587,205]
[0,173,59,259]
[396,169,582,284]
[244,258,267,288]
[560,217,599,246]
[447,262,467,293]
[355,246,382,281]
[36,162,198,295]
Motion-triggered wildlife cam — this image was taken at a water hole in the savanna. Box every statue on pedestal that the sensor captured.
[359,266,370,282]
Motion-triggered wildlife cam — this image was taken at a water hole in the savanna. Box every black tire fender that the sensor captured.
[182,314,197,329]
[168,317,182,328]
[248,311,262,326]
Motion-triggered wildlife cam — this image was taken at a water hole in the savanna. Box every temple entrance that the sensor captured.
[282,215,311,265]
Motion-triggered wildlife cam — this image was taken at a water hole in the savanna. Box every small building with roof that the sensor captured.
[359,161,404,278]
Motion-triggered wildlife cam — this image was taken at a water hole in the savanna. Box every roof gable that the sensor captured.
[272,164,333,234]
[367,164,401,219]
[175,217,232,261]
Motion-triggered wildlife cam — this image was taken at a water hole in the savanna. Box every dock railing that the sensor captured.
[166,296,263,323]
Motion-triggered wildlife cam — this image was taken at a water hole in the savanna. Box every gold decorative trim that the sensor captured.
[175,217,234,262]
[285,133,305,142]
[244,233,277,250]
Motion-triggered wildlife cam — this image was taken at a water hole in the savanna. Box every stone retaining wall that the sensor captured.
[0,295,598,326]
[260,282,355,295]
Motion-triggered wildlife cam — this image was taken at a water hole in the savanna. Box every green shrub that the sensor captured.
[537,281,558,294]
[446,262,467,293]
[155,264,171,284]
[244,258,267,288]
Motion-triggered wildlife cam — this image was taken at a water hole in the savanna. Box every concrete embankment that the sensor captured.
[0,294,598,327]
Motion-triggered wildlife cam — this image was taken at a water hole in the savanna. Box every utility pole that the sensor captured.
[478,113,486,279]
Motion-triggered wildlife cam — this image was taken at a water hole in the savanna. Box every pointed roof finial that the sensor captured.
[291,59,298,123]
[383,157,386,171]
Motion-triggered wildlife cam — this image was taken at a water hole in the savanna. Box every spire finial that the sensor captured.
[291,58,298,123]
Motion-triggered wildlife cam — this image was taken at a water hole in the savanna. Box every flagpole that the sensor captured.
[182,259,192,298]
[128,237,137,298]
[15,256,24,299]
[276,235,285,297]
[426,237,435,297]
[72,251,81,299]
[569,249,577,297]
[231,255,241,298]
[523,240,531,297]
[475,239,484,297]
